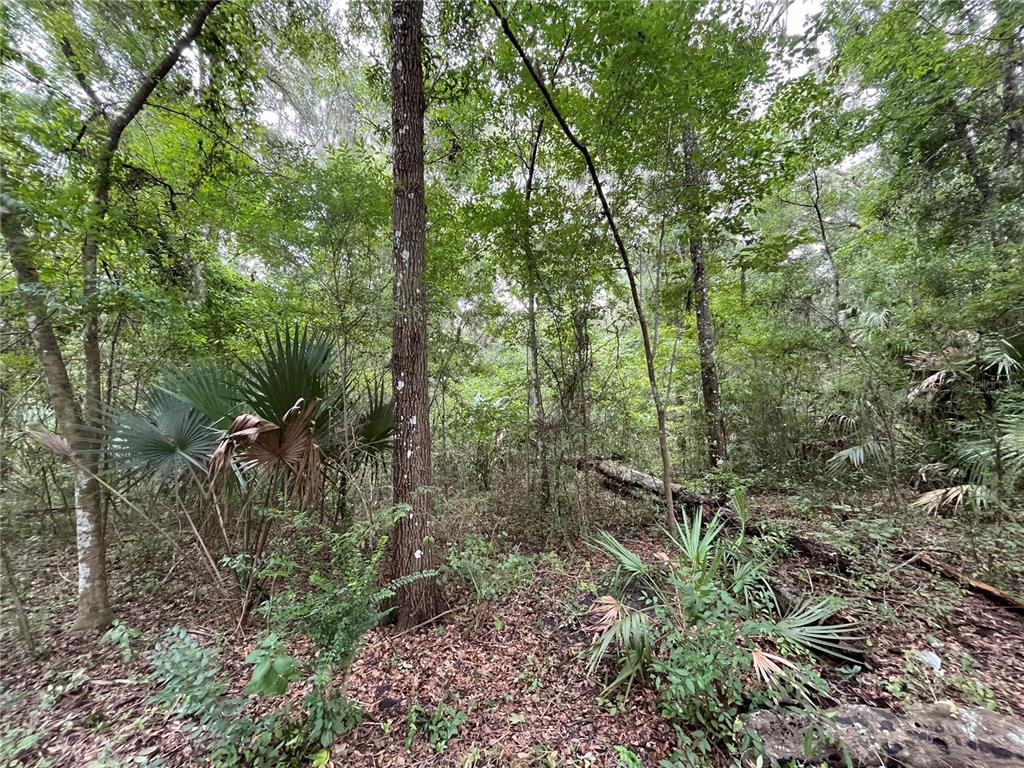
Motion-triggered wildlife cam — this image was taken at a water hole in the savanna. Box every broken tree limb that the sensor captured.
[577,457,1024,613]
[576,456,852,574]
[913,553,1024,614]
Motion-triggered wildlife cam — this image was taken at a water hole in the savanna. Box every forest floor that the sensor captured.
[2,487,1023,767]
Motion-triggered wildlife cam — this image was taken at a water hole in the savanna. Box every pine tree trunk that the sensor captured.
[387,0,444,630]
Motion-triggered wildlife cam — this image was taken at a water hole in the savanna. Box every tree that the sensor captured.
[4,0,222,631]
[683,129,727,467]
[386,0,444,629]
[488,0,677,528]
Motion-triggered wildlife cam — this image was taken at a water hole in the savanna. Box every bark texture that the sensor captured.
[2,191,112,630]
[683,131,726,467]
[387,0,444,629]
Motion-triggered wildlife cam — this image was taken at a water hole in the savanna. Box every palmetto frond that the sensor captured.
[240,325,334,423]
[591,530,659,596]
[828,440,886,472]
[105,390,222,481]
[161,364,239,427]
[774,597,862,663]
[911,484,971,515]
[751,647,799,689]
[668,508,726,569]
[353,378,394,468]
[586,596,653,694]
[210,398,324,509]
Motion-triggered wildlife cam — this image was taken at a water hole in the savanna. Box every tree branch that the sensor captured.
[105,0,222,153]
[487,0,675,525]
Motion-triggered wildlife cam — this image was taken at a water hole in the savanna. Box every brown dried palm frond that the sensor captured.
[209,398,323,509]
[751,646,799,688]
[586,595,629,637]
[910,484,971,515]
[907,369,954,401]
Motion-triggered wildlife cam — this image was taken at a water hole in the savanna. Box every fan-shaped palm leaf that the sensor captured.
[161,364,239,426]
[106,390,222,480]
[774,597,862,663]
[240,325,334,423]
[352,377,394,470]
[210,398,324,509]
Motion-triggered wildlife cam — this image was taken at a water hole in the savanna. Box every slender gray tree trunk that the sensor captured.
[2,189,112,630]
[523,120,550,513]
[19,0,221,631]
[387,0,444,629]
[683,130,726,468]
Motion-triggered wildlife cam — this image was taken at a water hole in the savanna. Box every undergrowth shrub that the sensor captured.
[588,504,860,767]
[404,700,467,753]
[149,515,413,766]
[443,532,536,601]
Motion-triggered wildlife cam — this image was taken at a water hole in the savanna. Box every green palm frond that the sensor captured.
[240,324,335,423]
[774,597,862,663]
[591,531,658,595]
[352,377,394,470]
[161,364,239,426]
[828,440,886,473]
[668,508,726,570]
[106,390,222,481]
[586,596,653,694]
[978,336,1023,380]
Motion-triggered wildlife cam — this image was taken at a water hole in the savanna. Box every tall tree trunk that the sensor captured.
[683,131,726,468]
[523,119,550,513]
[2,190,112,630]
[25,0,221,631]
[996,0,1024,174]
[688,234,727,467]
[387,0,444,630]
[488,0,675,528]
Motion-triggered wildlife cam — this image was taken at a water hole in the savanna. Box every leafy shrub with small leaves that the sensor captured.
[149,513,434,765]
[588,506,860,766]
[404,700,468,753]
[443,532,535,602]
[149,627,355,768]
[100,619,141,661]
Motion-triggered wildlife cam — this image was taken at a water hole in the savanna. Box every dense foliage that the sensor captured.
[1,0,1022,764]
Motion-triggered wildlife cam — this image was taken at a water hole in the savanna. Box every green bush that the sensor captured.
[147,516,404,765]
[443,533,536,601]
[588,507,859,766]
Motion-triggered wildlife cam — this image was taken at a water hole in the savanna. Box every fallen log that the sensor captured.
[574,456,715,507]
[913,553,1024,614]
[575,456,852,574]
[577,456,1024,615]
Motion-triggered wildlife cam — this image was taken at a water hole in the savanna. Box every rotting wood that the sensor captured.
[576,456,850,575]
[913,553,1024,614]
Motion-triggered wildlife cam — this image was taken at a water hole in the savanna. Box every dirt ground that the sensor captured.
[2,492,1022,767]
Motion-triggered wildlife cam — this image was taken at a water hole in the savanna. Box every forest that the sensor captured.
[1,0,1023,765]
